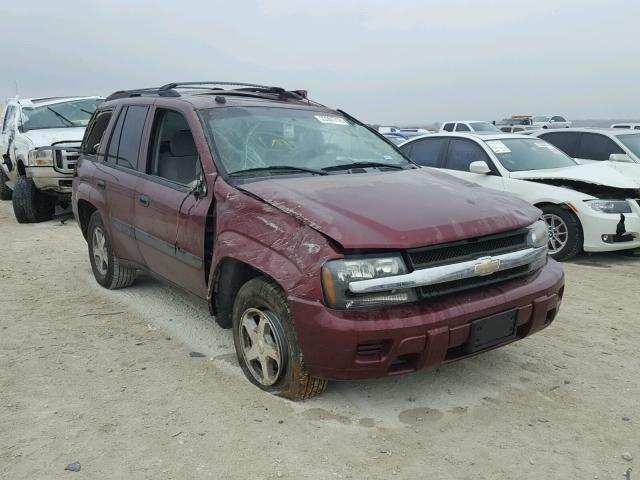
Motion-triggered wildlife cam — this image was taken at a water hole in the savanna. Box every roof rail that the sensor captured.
[105,87,180,101]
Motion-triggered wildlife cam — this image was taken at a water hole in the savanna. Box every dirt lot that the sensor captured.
[0,200,638,480]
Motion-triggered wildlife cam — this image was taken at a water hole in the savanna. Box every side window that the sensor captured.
[147,109,201,186]
[2,105,16,133]
[539,132,578,157]
[552,116,566,122]
[83,110,112,155]
[444,139,491,172]
[105,106,148,169]
[577,133,624,161]
[402,138,447,167]
[635,126,640,130]
[513,127,524,132]
[499,127,511,133]
[442,123,454,132]
[455,123,471,132]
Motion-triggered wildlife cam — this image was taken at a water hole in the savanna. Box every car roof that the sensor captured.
[441,120,491,124]
[538,127,639,136]
[402,132,532,144]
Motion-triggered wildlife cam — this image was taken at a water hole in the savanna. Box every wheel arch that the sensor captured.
[77,199,98,240]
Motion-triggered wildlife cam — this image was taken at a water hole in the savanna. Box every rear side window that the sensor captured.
[147,109,201,186]
[442,123,454,132]
[106,106,148,169]
[444,138,490,172]
[402,138,447,167]
[539,132,579,157]
[83,110,112,155]
[577,133,624,161]
[613,125,630,129]
[455,123,470,132]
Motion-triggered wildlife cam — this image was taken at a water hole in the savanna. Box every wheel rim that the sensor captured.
[92,227,109,276]
[239,308,284,386]
[543,213,569,254]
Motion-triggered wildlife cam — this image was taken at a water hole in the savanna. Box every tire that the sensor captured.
[232,277,328,400]
[541,204,582,261]
[12,176,54,223]
[87,211,137,289]
[0,169,11,200]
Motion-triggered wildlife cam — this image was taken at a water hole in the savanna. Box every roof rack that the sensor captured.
[106,81,309,102]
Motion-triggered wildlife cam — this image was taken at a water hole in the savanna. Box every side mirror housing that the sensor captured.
[469,160,491,175]
[609,153,633,163]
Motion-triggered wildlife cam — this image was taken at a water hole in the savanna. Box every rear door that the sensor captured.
[400,137,448,168]
[92,104,149,264]
[439,138,505,191]
[574,132,625,164]
[538,131,579,160]
[133,106,212,298]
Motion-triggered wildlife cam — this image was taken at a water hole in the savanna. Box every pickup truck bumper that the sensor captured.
[27,166,73,194]
[289,259,564,380]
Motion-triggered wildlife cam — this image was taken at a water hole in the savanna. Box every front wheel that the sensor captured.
[541,205,583,261]
[232,277,328,400]
[12,176,54,223]
[87,211,137,289]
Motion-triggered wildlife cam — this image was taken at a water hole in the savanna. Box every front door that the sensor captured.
[440,138,505,192]
[133,107,211,298]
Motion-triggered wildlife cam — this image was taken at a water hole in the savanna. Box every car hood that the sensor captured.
[239,169,539,250]
[22,127,86,147]
[509,162,640,189]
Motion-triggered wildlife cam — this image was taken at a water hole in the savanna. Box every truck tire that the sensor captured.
[12,176,54,223]
[232,277,328,400]
[541,204,583,261]
[87,211,137,289]
[0,170,11,200]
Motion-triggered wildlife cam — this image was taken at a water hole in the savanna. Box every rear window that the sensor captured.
[469,122,500,132]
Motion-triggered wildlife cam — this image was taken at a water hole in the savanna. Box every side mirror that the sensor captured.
[609,153,633,163]
[469,160,491,175]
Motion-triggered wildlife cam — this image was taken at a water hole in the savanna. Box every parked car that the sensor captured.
[439,121,501,133]
[382,132,410,145]
[400,132,640,260]
[496,116,533,126]
[72,82,564,399]
[534,128,640,164]
[379,126,430,138]
[610,123,640,130]
[499,125,540,134]
[531,115,571,129]
[0,96,104,222]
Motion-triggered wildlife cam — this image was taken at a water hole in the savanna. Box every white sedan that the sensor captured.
[400,133,640,260]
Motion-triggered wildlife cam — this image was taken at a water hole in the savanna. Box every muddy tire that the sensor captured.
[232,277,328,400]
[12,176,54,223]
[541,204,582,261]
[87,211,137,289]
[0,169,11,200]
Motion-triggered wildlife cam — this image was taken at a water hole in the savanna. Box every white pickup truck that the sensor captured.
[0,96,103,222]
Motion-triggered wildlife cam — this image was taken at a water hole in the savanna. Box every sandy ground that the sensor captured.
[0,199,638,480]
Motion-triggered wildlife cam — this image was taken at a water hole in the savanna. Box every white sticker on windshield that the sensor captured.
[486,140,511,154]
[314,115,349,125]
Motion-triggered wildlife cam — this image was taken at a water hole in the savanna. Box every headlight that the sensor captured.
[321,254,417,309]
[527,220,548,249]
[27,148,54,167]
[585,199,632,214]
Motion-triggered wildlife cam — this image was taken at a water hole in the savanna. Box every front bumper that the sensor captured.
[26,166,73,193]
[579,202,640,252]
[289,259,564,380]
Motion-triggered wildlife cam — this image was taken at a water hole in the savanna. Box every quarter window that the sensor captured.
[147,109,201,186]
[444,139,491,172]
[83,110,113,155]
[442,123,454,132]
[402,138,447,167]
[577,133,624,161]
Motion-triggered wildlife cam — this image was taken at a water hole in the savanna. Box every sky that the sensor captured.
[1,0,639,125]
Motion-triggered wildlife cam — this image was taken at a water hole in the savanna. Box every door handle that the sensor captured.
[96,179,106,189]
[138,195,150,207]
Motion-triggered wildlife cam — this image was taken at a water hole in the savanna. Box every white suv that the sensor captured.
[531,115,571,129]
[0,96,103,222]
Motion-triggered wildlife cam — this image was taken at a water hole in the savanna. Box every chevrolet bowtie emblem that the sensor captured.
[474,257,501,276]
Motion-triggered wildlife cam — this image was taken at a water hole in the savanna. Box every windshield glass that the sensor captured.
[485,138,577,171]
[616,133,640,158]
[22,98,103,131]
[201,107,410,175]
[470,122,500,132]
[533,116,551,122]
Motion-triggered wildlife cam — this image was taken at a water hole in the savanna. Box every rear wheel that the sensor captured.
[232,277,328,400]
[541,205,582,261]
[0,169,11,200]
[87,211,137,289]
[12,176,54,223]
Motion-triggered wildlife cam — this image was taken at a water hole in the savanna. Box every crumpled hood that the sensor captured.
[22,127,86,148]
[510,161,640,189]
[240,169,540,250]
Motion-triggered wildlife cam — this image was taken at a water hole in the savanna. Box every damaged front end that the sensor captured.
[26,141,82,192]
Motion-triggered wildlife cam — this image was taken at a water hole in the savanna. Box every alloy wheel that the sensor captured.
[92,227,109,276]
[239,308,285,386]
[543,213,569,254]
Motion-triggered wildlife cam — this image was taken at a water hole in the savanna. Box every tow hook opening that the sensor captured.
[602,214,635,243]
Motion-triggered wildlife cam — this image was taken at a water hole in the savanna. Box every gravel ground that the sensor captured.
[0,200,638,479]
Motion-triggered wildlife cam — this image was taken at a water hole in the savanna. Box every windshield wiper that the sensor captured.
[229,165,328,177]
[321,161,407,172]
[47,107,75,126]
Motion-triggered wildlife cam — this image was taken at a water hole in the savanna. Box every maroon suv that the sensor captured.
[72,82,564,399]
